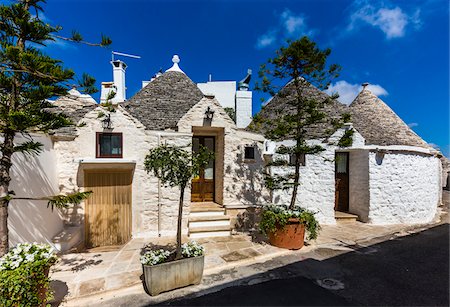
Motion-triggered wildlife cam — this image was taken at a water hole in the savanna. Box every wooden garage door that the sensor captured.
[84,170,132,248]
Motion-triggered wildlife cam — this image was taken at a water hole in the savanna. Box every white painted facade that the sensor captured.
[266,125,442,225]
[8,134,63,249]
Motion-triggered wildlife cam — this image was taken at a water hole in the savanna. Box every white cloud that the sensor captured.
[407,122,419,128]
[280,9,313,37]
[256,30,277,49]
[325,80,388,105]
[348,1,421,39]
[255,9,315,49]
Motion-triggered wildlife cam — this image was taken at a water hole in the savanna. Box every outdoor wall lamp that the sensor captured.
[101,114,112,129]
[205,106,215,120]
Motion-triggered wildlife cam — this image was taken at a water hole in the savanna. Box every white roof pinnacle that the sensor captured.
[165,54,185,74]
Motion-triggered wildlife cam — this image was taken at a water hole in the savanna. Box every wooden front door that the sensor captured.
[335,152,349,212]
[84,170,132,248]
[191,136,215,202]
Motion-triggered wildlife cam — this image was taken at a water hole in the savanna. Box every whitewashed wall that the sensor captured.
[178,96,269,208]
[9,134,63,248]
[269,125,365,225]
[54,106,192,239]
[367,151,441,224]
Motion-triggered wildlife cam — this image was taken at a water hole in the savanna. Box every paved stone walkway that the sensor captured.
[51,211,446,305]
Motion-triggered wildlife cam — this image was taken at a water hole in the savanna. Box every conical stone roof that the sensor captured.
[50,88,97,137]
[247,81,348,140]
[350,89,429,148]
[123,71,204,130]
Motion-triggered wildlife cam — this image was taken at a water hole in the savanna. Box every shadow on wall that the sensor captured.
[225,145,269,231]
[9,142,63,247]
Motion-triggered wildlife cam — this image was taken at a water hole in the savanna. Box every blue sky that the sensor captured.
[17,0,450,156]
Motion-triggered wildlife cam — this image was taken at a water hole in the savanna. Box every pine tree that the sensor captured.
[0,0,111,256]
[254,37,342,209]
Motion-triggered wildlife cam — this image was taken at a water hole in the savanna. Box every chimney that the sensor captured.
[111,60,127,103]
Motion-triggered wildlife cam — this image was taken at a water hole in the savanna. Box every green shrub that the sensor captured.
[0,243,57,306]
[259,205,321,240]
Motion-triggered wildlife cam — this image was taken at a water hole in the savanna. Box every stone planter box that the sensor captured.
[142,255,204,296]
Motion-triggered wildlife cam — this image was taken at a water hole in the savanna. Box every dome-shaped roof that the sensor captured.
[124,71,204,130]
[350,89,429,148]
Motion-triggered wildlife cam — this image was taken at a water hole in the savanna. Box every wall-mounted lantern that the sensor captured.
[205,106,215,120]
[101,114,112,129]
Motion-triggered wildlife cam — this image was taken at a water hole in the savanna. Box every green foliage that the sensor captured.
[223,107,236,123]
[47,191,92,210]
[259,205,320,240]
[338,128,354,148]
[0,243,57,306]
[13,140,43,156]
[0,0,112,256]
[77,73,98,94]
[144,144,214,190]
[0,261,52,306]
[256,37,341,209]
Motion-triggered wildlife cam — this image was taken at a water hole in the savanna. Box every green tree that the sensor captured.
[255,37,342,209]
[144,144,213,260]
[0,0,111,256]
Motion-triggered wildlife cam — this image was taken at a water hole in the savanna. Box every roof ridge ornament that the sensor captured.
[361,82,369,91]
[165,54,185,74]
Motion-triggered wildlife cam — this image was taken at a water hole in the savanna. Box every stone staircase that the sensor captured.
[335,211,358,223]
[188,202,232,238]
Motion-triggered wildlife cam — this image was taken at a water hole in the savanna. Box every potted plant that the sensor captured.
[0,242,58,306]
[252,37,346,249]
[142,144,213,296]
[259,205,320,249]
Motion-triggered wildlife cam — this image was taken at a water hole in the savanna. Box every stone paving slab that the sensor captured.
[52,217,443,305]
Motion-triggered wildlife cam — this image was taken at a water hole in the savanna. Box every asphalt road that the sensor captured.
[160,223,449,306]
[98,219,449,307]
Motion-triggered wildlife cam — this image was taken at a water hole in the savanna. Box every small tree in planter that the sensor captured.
[254,37,342,249]
[142,144,214,295]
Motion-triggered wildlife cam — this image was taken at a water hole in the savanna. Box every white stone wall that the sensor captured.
[197,81,236,109]
[268,126,364,225]
[9,134,63,248]
[349,150,370,221]
[270,140,336,224]
[178,97,269,208]
[367,151,440,224]
[54,106,192,239]
[235,90,252,128]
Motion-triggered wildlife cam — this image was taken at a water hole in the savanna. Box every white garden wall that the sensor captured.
[9,134,63,248]
[367,151,440,224]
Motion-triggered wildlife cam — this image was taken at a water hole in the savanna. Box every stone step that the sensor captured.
[52,225,83,252]
[189,215,231,228]
[335,211,358,222]
[188,225,232,239]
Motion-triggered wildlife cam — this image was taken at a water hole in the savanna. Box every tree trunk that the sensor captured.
[289,154,301,209]
[0,131,14,256]
[175,185,185,260]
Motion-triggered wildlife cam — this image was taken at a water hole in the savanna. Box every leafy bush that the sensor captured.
[259,205,321,240]
[181,241,204,258]
[0,243,57,306]
[140,249,171,266]
[140,241,204,266]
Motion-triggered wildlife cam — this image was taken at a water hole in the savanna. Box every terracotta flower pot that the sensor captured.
[268,218,306,250]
